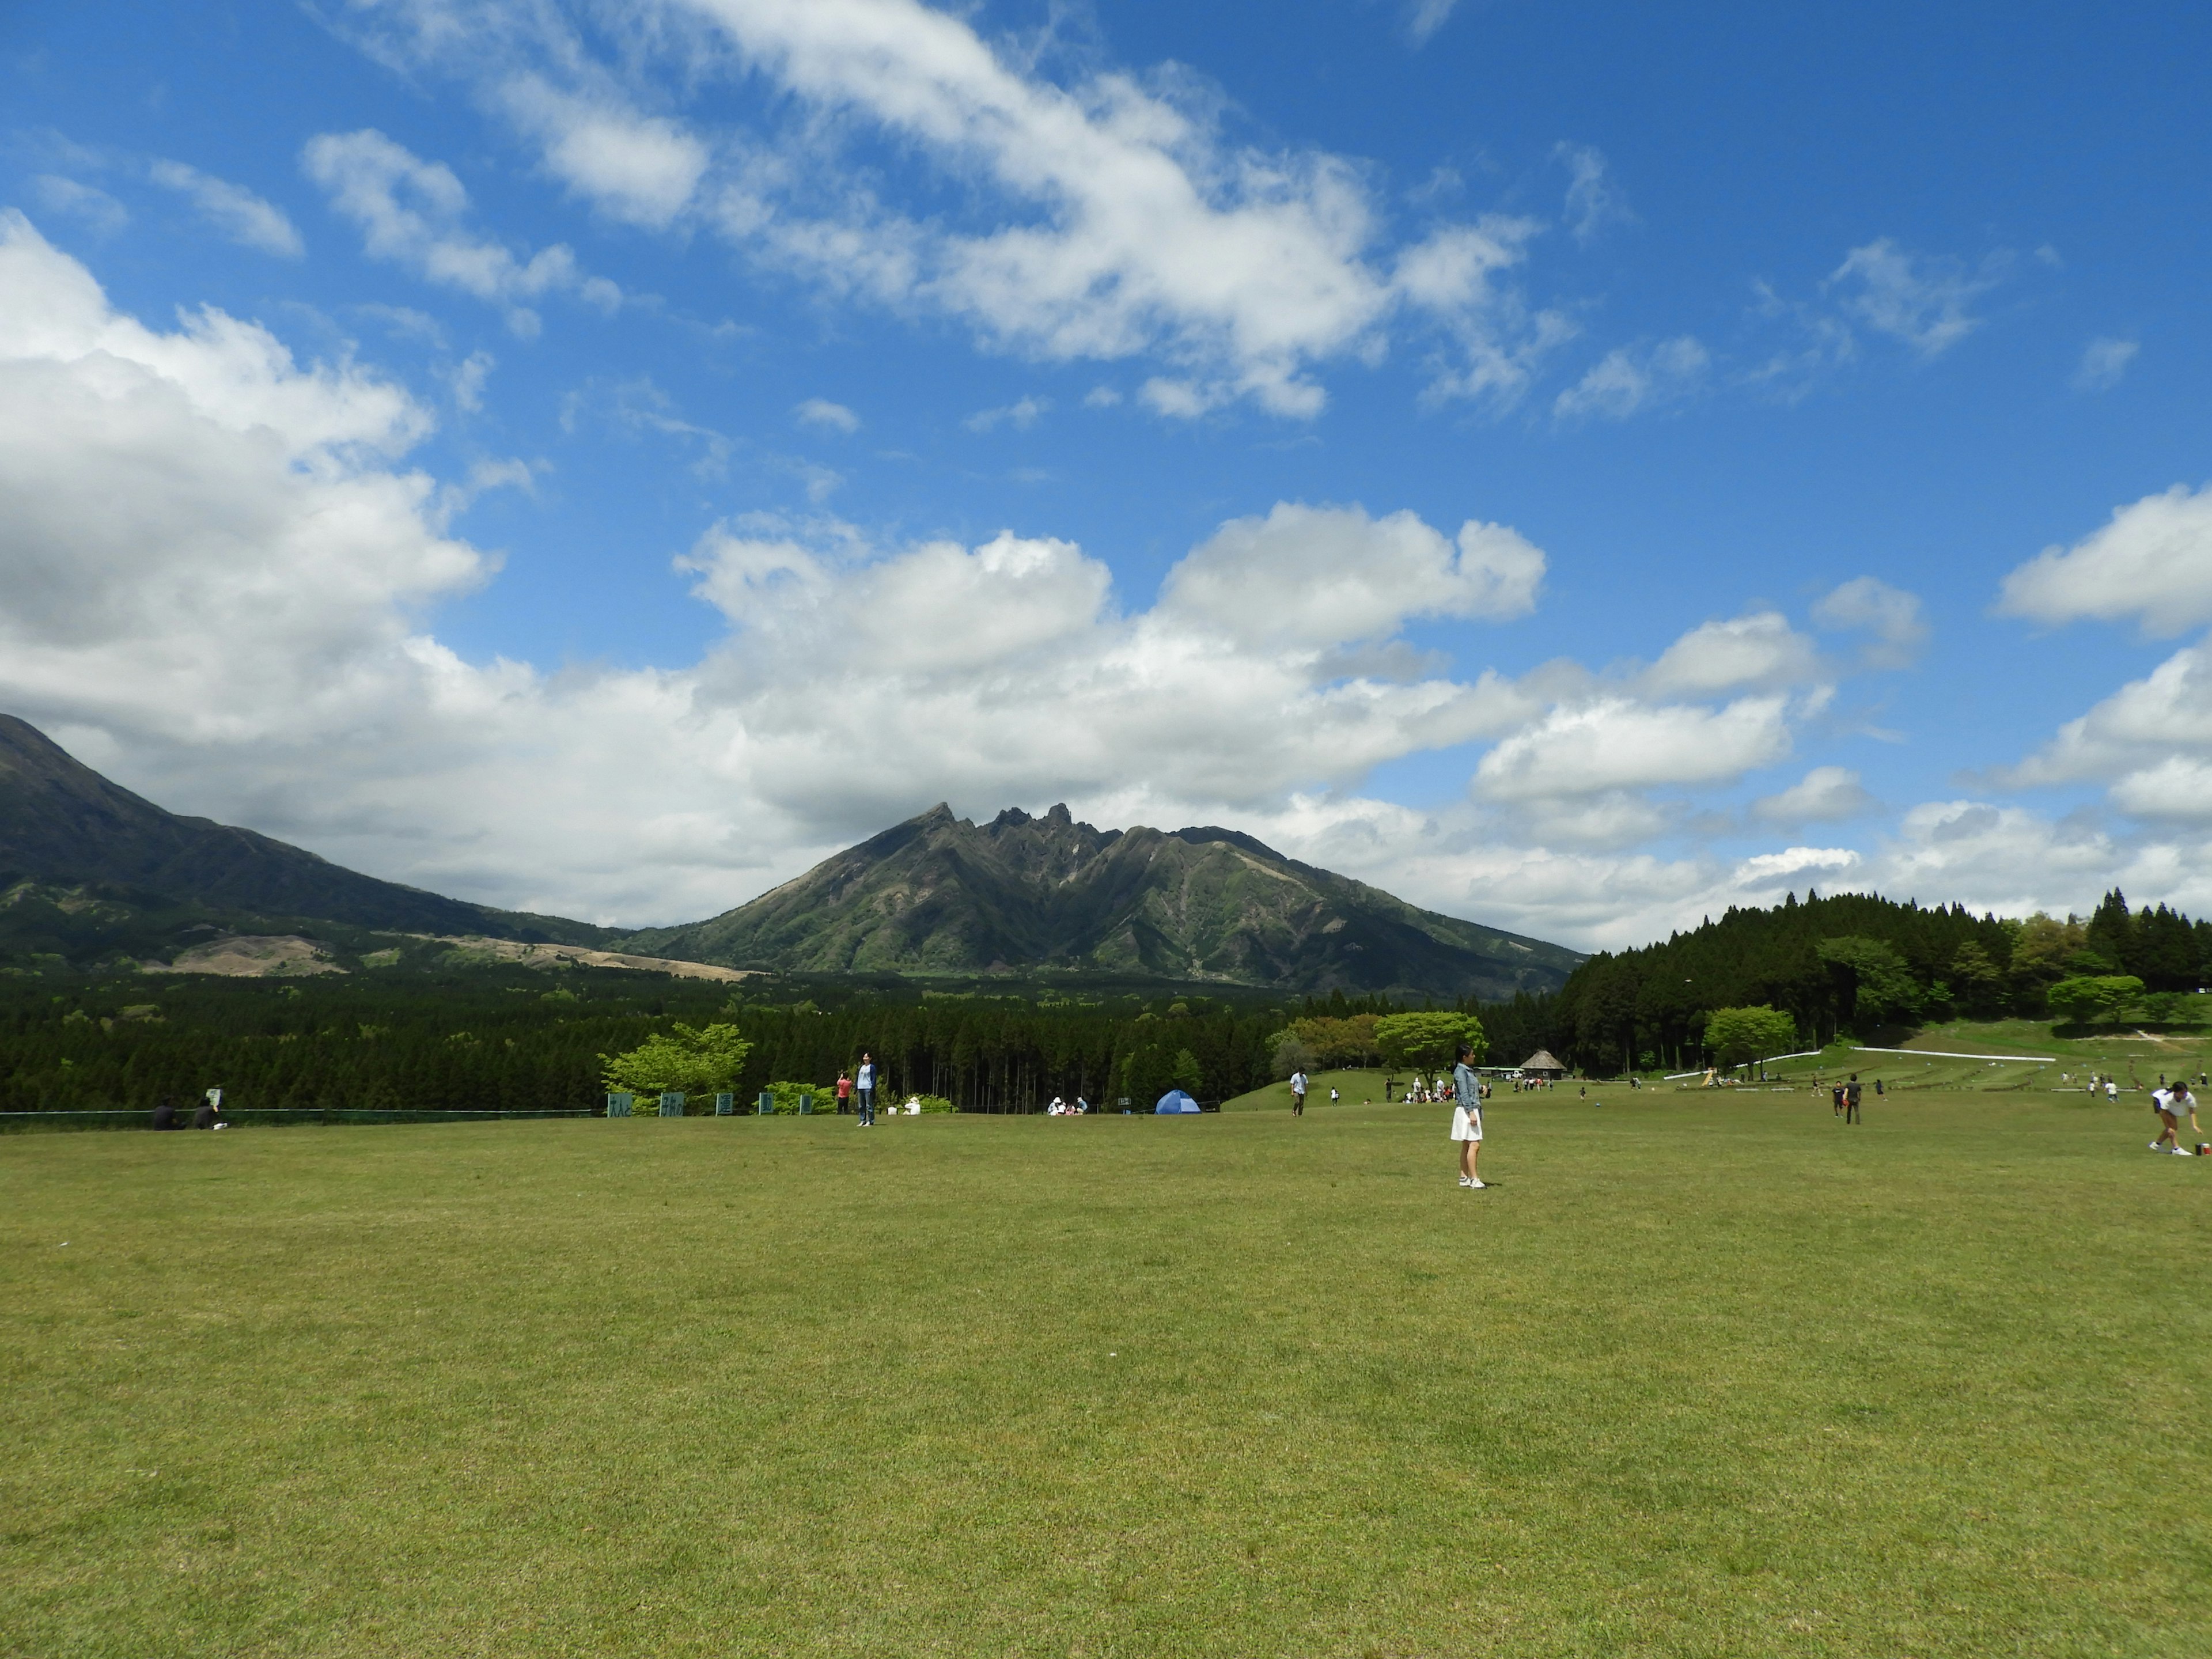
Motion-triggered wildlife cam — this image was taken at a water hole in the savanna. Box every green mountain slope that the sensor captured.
[0,713,616,961]
[621,804,1582,999]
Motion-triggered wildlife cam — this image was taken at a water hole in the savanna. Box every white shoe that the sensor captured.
[1457,1176,1472,1187]
[1467,1179,1486,1189]
[2151,1142,2164,1152]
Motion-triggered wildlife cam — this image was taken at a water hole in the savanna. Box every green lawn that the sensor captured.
[4,1093,2207,1657]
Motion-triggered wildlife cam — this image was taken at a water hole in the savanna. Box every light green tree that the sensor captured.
[1816,935,1924,1028]
[1703,1005,1799,1069]
[600,1022,754,1098]
[2046,975,2144,1028]
[1374,1010,1489,1072]
[1171,1048,1204,1096]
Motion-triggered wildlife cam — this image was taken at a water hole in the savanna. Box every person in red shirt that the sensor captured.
[835,1071,854,1115]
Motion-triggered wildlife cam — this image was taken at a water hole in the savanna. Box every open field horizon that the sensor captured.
[6,1091,2206,1657]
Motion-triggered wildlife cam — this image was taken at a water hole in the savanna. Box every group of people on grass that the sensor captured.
[147,1092,226,1130]
[835,1055,878,1125]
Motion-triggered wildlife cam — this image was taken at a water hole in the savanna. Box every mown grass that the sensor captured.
[3,1092,2207,1657]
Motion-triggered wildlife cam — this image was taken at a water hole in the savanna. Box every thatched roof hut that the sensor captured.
[1518,1049,1566,1078]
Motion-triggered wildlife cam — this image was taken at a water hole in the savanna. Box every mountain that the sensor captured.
[0,713,612,948]
[620,803,1583,999]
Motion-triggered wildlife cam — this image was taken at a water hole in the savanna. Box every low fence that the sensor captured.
[0,1108,594,1134]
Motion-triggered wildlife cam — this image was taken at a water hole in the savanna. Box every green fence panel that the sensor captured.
[660,1092,685,1118]
[607,1092,634,1118]
[714,1093,734,1116]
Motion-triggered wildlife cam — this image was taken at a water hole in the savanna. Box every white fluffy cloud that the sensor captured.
[1157,503,1545,647]
[1475,695,1794,803]
[0,213,1600,923]
[2006,639,2212,797]
[337,0,1571,416]
[1639,611,1819,697]
[301,129,619,334]
[1997,484,2212,634]
[497,74,709,228]
[16,211,2163,948]
[148,160,304,257]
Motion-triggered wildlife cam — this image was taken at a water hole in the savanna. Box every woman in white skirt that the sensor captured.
[1450,1039,1485,1189]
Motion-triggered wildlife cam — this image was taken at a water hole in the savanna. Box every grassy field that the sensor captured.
[4,1092,2207,1657]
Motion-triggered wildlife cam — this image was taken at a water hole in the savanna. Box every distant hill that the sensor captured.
[620,803,1582,999]
[0,713,616,959]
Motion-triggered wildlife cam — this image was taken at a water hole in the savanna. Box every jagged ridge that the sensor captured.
[620,802,1583,998]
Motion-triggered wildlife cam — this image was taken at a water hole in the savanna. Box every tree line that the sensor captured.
[0,972,1435,1116]
[1548,888,2212,1074]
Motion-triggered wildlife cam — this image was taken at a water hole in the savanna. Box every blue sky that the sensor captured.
[3,0,2210,946]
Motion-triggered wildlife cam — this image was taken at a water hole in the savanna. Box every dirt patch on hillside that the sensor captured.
[164,935,344,977]
[426,936,754,982]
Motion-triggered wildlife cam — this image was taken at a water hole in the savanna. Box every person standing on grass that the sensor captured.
[1290,1069,1307,1116]
[1451,1040,1486,1190]
[856,1053,876,1127]
[835,1070,854,1115]
[1844,1075,1862,1124]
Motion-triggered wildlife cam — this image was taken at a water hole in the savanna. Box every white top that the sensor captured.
[1290,1072,1307,1092]
[858,1063,874,1088]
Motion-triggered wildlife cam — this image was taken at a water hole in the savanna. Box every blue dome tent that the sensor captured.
[1154,1090,1201,1114]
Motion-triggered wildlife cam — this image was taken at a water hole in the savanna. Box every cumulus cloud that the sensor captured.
[19,211,2126,948]
[2073,335,2138,392]
[1554,335,1706,421]
[1827,238,2003,358]
[1997,484,2212,634]
[0,216,1604,923]
[147,160,304,257]
[1639,612,1820,697]
[335,0,1572,416]
[1750,766,1875,825]
[1157,503,1545,647]
[1475,695,1794,804]
[794,396,859,433]
[497,74,709,228]
[2005,640,2212,796]
[1812,575,1927,668]
[301,129,619,334]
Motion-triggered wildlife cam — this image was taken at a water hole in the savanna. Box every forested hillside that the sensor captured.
[0,973,1465,1118]
[1551,888,2212,1073]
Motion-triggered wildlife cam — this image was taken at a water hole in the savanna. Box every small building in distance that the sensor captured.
[1517,1049,1567,1080]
